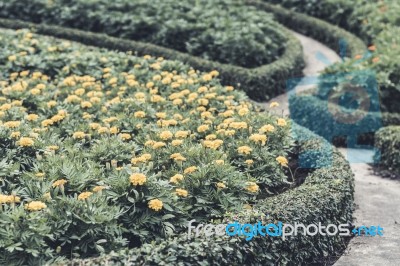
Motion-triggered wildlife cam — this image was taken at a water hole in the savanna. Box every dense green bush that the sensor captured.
[0,0,288,68]
[71,125,355,265]
[0,28,299,264]
[374,126,400,175]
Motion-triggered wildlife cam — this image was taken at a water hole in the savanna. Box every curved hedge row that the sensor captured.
[73,124,355,265]
[0,0,288,68]
[374,126,400,176]
[0,18,304,102]
[245,0,366,57]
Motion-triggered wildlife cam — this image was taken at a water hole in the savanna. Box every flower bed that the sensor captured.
[0,28,355,265]
[0,28,297,264]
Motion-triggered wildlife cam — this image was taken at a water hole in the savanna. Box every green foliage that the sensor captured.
[374,126,400,175]
[0,0,287,68]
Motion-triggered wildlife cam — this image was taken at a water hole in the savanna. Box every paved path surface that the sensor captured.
[265,32,400,265]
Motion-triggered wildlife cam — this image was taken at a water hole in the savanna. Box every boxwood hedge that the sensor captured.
[0,0,288,69]
[374,126,400,176]
[0,17,304,102]
[72,124,355,265]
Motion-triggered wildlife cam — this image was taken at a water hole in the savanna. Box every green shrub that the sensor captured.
[374,126,400,175]
[0,0,287,68]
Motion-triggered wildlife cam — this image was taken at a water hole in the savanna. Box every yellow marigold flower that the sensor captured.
[47,145,59,151]
[238,108,249,116]
[249,134,267,146]
[259,124,275,133]
[30,89,41,95]
[175,188,188,197]
[78,192,93,200]
[98,127,109,134]
[184,166,197,175]
[81,101,93,108]
[224,130,236,136]
[197,124,209,133]
[156,112,167,119]
[276,156,288,167]
[26,114,39,121]
[171,139,183,146]
[203,139,223,150]
[108,77,118,85]
[4,121,21,128]
[229,122,247,129]
[270,102,280,108]
[18,137,34,147]
[109,127,119,134]
[42,119,54,127]
[72,131,85,139]
[93,186,106,192]
[0,194,21,204]
[148,199,163,211]
[198,98,209,106]
[238,146,252,155]
[52,179,67,188]
[134,111,146,118]
[145,140,155,147]
[215,160,224,165]
[119,133,132,140]
[221,110,234,117]
[10,131,21,139]
[170,153,186,162]
[246,182,259,193]
[173,99,183,105]
[205,134,217,140]
[245,159,254,165]
[202,74,212,81]
[51,115,64,123]
[8,55,17,62]
[47,101,57,108]
[277,118,287,127]
[216,182,226,189]
[43,192,52,201]
[159,131,173,140]
[25,201,47,211]
[130,173,147,186]
[90,123,101,130]
[141,153,152,161]
[0,103,12,111]
[170,174,184,184]
[226,86,234,91]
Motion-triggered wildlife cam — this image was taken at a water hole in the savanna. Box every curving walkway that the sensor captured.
[265,31,400,265]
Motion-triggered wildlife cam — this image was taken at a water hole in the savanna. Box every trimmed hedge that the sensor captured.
[245,0,366,57]
[374,126,400,175]
[0,18,304,102]
[289,93,400,146]
[0,0,288,68]
[72,124,355,265]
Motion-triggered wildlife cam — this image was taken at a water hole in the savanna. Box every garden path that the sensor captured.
[264,31,400,265]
